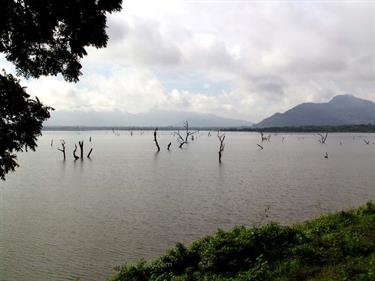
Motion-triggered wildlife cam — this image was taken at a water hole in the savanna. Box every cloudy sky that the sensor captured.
[4,0,375,122]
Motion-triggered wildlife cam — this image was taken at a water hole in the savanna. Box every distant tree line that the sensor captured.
[43,124,375,133]
[248,124,375,133]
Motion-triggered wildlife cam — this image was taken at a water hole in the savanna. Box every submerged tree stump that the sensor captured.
[217,132,225,163]
[87,148,93,158]
[73,144,79,160]
[154,128,160,152]
[318,132,328,144]
[78,140,84,159]
[57,140,66,160]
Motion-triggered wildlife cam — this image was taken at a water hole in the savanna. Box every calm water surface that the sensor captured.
[1,131,374,281]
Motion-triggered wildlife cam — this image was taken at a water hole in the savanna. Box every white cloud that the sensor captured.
[25,68,167,113]
[8,0,375,122]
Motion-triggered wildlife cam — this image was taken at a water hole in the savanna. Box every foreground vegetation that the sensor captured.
[110,202,375,281]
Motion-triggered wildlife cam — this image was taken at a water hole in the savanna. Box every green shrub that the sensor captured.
[109,202,375,281]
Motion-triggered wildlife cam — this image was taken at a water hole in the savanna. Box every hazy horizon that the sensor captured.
[44,94,375,127]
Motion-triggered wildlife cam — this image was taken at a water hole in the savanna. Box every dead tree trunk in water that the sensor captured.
[217,132,225,163]
[78,141,84,159]
[73,144,79,160]
[154,128,160,152]
[175,130,187,148]
[87,148,93,158]
[259,132,269,142]
[57,140,66,160]
[318,132,328,144]
[174,120,198,148]
[87,137,93,158]
[183,121,197,142]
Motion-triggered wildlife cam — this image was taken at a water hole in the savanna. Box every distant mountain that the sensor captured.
[45,110,252,127]
[255,95,375,128]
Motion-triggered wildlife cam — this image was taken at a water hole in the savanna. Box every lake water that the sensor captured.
[1,131,374,281]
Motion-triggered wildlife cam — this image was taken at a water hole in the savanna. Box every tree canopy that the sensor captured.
[0,0,122,82]
[0,72,52,180]
[0,0,123,180]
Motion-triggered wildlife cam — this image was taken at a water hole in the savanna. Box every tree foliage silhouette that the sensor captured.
[0,72,52,180]
[0,0,123,179]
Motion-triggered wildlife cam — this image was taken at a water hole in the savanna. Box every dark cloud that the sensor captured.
[107,17,129,42]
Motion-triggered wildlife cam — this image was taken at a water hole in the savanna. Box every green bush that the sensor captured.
[109,201,375,281]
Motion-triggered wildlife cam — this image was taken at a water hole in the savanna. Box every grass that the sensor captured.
[109,202,375,281]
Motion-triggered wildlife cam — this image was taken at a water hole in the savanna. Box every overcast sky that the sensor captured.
[4,0,375,122]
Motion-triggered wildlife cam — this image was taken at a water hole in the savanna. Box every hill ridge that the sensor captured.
[256,95,375,128]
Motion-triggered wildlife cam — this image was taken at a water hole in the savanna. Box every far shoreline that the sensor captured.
[42,124,375,133]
